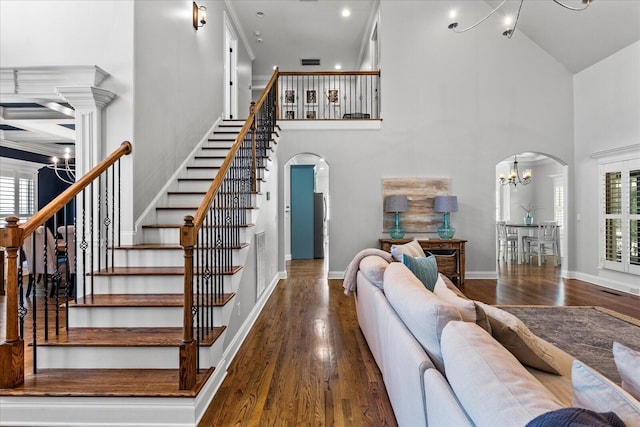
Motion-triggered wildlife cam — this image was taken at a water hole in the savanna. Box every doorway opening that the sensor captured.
[495,152,569,279]
[224,14,238,120]
[284,154,329,270]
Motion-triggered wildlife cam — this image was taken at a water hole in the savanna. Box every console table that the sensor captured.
[379,238,467,285]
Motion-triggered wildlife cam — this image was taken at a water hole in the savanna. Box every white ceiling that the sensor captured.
[229,0,640,77]
[3,0,639,158]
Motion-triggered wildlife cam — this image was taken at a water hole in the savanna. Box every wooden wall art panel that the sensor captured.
[382,177,451,233]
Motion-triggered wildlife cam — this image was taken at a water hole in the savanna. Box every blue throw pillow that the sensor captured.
[402,254,438,291]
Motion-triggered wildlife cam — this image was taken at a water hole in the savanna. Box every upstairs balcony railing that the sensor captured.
[277,71,380,120]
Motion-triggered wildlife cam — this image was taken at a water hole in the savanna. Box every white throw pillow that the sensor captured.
[384,262,461,373]
[390,239,426,262]
[433,274,491,334]
[572,359,640,427]
[358,255,389,289]
[441,321,563,427]
[613,341,640,401]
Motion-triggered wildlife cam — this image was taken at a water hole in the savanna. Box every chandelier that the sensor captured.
[499,155,532,187]
[46,147,75,184]
[448,0,594,39]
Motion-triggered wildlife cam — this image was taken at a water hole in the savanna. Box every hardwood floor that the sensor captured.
[199,259,397,426]
[2,258,639,426]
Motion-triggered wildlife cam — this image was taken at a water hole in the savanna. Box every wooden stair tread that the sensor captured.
[92,266,243,275]
[0,368,214,398]
[156,206,257,210]
[114,243,249,250]
[38,326,225,347]
[142,223,254,229]
[72,293,235,307]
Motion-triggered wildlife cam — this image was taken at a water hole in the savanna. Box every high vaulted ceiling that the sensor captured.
[229,0,640,76]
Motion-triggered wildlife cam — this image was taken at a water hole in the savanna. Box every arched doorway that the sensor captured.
[495,152,569,278]
[284,154,329,268]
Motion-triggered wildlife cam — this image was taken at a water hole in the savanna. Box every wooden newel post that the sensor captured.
[0,217,25,388]
[250,102,258,193]
[179,215,197,390]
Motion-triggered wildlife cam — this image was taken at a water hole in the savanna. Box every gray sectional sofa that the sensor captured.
[348,250,640,427]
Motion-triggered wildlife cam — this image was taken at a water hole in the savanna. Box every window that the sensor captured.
[0,159,39,227]
[600,158,640,275]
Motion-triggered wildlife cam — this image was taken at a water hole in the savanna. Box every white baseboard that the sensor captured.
[570,271,640,296]
[328,271,344,279]
[466,271,498,280]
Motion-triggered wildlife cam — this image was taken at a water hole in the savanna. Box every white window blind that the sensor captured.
[600,158,640,275]
[0,169,37,227]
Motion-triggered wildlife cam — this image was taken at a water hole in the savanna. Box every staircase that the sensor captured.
[0,120,280,426]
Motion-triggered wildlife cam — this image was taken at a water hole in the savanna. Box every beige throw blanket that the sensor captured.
[343,248,393,295]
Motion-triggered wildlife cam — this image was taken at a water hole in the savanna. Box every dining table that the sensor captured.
[505,223,561,265]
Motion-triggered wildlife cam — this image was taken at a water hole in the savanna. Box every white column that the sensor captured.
[56,86,116,178]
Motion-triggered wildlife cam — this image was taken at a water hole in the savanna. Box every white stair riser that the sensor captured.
[156,209,257,225]
[143,226,251,245]
[167,193,208,205]
[37,345,217,369]
[69,306,183,328]
[68,304,231,328]
[90,273,238,295]
[156,209,198,224]
[176,180,214,192]
[113,248,184,267]
[183,168,220,179]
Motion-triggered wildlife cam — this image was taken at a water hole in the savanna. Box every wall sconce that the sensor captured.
[193,2,207,30]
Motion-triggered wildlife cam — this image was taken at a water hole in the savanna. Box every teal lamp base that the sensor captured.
[389,212,406,239]
[437,212,455,240]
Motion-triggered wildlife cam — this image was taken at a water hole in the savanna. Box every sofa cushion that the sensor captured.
[433,274,491,334]
[390,239,426,261]
[441,321,563,427]
[613,341,640,401]
[358,255,389,289]
[402,254,438,291]
[572,360,640,427]
[477,302,562,375]
[384,262,461,373]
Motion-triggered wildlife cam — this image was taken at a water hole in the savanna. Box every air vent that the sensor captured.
[301,58,321,66]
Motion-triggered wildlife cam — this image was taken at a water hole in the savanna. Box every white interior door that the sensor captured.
[224,25,238,120]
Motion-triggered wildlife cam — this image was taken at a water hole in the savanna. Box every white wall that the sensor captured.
[132,1,252,223]
[278,1,574,277]
[0,0,136,230]
[574,41,640,294]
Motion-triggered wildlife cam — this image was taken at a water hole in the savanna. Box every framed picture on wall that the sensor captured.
[285,110,295,119]
[306,90,317,105]
[306,110,317,119]
[327,89,339,104]
[284,89,296,104]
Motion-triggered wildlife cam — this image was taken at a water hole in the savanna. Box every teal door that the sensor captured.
[291,165,315,259]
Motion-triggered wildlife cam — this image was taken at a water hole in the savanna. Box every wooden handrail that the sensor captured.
[20,141,132,238]
[191,70,279,230]
[278,70,380,76]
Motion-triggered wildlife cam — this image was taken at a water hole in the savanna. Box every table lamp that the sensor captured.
[385,195,408,239]
[433,195,458,240]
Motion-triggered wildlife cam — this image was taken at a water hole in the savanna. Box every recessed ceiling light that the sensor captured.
[341,8,351,18]
[334,64,342,70]
[256,11,264,18]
